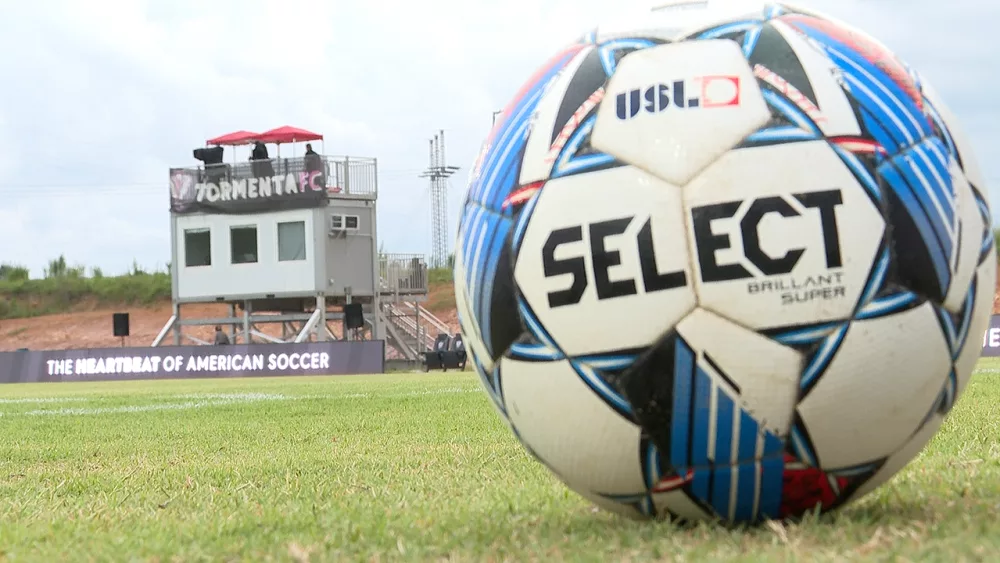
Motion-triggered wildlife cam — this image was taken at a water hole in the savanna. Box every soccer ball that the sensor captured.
[453,0,994,525]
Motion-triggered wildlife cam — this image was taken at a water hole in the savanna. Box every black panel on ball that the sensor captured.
[550,48,607,144]
[489,239,524,361]
[616,331,681,457]
[747,23,818,106]
[884,186,948,303]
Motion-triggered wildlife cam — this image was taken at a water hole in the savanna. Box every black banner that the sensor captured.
[169,166,328,215]
[0,341,384,384]
[981,315,1000,357]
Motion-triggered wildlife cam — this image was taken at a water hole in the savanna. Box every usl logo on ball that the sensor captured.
[615,75,741,119]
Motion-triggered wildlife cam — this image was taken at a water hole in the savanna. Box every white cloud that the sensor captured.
[0,0,995,278]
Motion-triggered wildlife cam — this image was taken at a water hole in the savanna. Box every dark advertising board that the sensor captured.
[980,315,1000,357]
[0,341,384,384]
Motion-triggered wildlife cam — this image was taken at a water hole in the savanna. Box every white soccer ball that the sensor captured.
[453,0,994,524]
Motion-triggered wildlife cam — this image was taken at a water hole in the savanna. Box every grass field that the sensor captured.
[1,364,999,562]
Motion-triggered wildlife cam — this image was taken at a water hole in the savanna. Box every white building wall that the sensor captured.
[174,209,319,300]
[325,200,377,296]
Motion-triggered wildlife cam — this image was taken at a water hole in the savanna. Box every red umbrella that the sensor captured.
[206,130,260,146]
[256,125,323,144]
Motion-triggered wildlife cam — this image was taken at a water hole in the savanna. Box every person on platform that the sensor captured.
[304,143,325,190]
[250,141,274,179]
[251,141,268,161]
[214,326,230,345]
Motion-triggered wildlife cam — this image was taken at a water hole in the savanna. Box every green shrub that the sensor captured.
[0,263,29,282]
[0,271,171,320]
[0,255,457,320]
[427,267,454,285]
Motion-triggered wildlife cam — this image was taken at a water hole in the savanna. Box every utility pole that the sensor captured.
[420,130,460,269]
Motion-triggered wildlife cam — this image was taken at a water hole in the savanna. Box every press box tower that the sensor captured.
[153,144,429,349]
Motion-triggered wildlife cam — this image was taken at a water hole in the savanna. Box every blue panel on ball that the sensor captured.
[670,338,696,471]
[713,390,735,464]
[619,335,788,524]
[787,16,932,152]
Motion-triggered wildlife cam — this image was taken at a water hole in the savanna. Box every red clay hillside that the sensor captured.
[0,263,459,352]
[1,262,998,352]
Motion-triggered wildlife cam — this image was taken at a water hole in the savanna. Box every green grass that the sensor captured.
[1,365,999,562]
[427,267,454,286]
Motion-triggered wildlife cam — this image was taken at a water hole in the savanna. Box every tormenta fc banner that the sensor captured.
[0,341,385,384]
[169,166,328,215]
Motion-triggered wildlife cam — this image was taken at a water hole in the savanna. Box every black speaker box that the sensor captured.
[112,312,130,337]
[433,333,452,351]
[423,348,467,372]
[344,303,364,329]
[424,351,444,371]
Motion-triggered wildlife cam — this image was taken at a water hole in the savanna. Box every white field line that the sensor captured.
[0,397,92,404]
[0,387,481,418]
[321,387,478,400]
[169,392,291,401]
[16,393,289,417]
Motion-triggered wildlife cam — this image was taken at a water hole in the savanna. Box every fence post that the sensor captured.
[344,157,351,194]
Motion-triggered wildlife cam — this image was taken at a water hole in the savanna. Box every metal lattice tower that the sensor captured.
[420,130,459,269]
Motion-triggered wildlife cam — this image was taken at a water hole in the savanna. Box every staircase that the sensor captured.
[376,254,454,361]
[379,302,452,361]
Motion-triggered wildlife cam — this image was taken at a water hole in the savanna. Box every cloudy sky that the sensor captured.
[0,0,995,278]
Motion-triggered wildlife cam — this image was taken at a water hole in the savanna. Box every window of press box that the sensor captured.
[230,225,259,264]
[184,228,211,267]
[278,221,306,262]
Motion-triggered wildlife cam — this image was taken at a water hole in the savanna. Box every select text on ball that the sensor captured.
[691,189,844,282]
[542,216,686,308]
[538,189,846,308]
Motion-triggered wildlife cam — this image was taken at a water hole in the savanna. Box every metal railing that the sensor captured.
[379,253,428,294]
[174,155,377,197]
[398,302,451,335]
[382,303,436,353]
